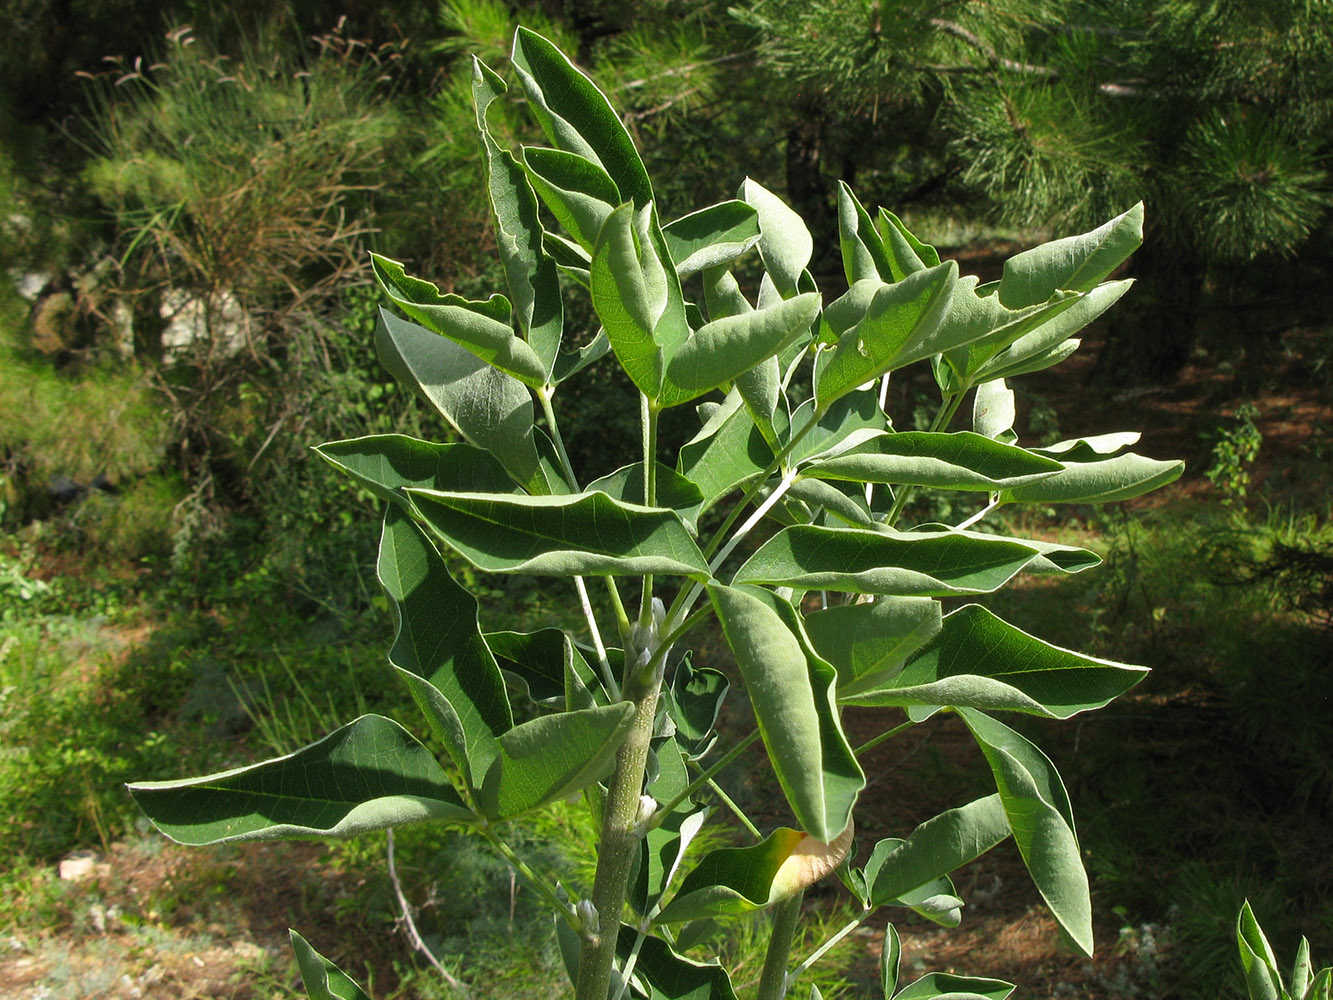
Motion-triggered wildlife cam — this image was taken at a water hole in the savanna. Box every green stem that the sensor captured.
[788,911,869,986]
[854,719,915,756]
[884,390,965,527]
[478,824,576,927]
[575,683,662,1000]
[704,777,762,840]
[756,890,804,1000]
[639,394,659,628]
[538,386,580,491]
[648,729,761,830]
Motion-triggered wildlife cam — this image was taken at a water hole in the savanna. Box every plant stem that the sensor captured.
[854,719,915,756]
[705,777,762,840]
[639,394,659,628]
[885,390,964,527]
[575,683,662,1000]
[477,824,576,927]
[648,729,761,829]
[756,889,804,1000]
[708,466,799,574]
[574,575,620,700]
[538,386,580,491]
[788,911,868,985]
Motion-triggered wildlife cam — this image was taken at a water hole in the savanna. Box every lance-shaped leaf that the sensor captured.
[786,478,876,528]
[892,973,1014,1000]
[128,715,474,846]
[998,203,1144,308]
[841,604,1147,718]
[485,627,603,710]
[669,654,730,750]
[664,200,762,277]
[477,702,636,820]
[973,279,1131,384]
[315,435,515,509]
[837,182,894,285]
[999,451,1184,505]
[804,597,942,698]
[632,807,709,916]
[733,526,1052,597]
[787,391,889,466]
[665,293,821,399]
[658,823,855,923]
[617,928,739,1000]
[371,254,548,388]
[707,584,863,840]
[803,431,1062,492]
[815,262,959,408]
[877,209,941,278]
[935,279,1083,386]
[973,380,1015,440]
[863,795,1010,908]
[678,389,775,514]
[587,461,705,534]
[378,508,511,786]
[735,354,787,450]
[1035,432,1141,458]
[740,178,812,296]
[1237,901,1285,1000]
[881,922,902,999]
[916,526,1099,576]
[473,59,562,378]
[290,930,372,1000]
[511,26,652,208]
[959,709,1092,956]
[522,145,620,250]
[407,488,711,579]
[591,202,685,401]
[376,309,552,495]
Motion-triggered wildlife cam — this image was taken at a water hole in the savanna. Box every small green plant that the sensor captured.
[1206,402,1262,502]
[129,28,1182,1000]
[1238,902,1331,1000]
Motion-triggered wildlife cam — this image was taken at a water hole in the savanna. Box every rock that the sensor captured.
[57,850,107,882]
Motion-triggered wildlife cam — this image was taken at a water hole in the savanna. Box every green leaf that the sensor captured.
[591,202,688,401]
[959,709,1091,956]
[786,478,876,528]
[892,973,1014,1000]
[618,928,739,999]
[787,391,889,466]
[1293,938,1313,1000]
[815,262,959,408]
[669,654,730,747]
[633,806,709,916]
[802,431,1063,491]
[740,178,812,296]
[658,823,855,923]
[707,584,863,840]
[1034,432,1142,459]
[552,329,612,385]
[511,27,652,208]
[877,209,941,278]
[841,604,1147,718]
[666,293,821,400]
[702,265,754,320]
[972,381,1015,440]
[804,597,942,698]
[407,488,711,579]
[734,355,787,450]
[290,930,372,1000]
[998,451,1184,505]
[315,435,515,509]
[378,508,511,786]
[935,280,1082,387]
[1238,901,1285,1000]
[733,526,1054,597]
[664,200,762,277]
[522,145,620,250]
[473,58,562,378]
[485,627,603,710]
[678,389,775,514]
[587,462,705,534]
[837,182,894,285]
[375,310,552,495]
[974,280,1131,383]
[864,795,1010,908]
[371,254,548,388]
[128,715,474,845]
[998,203,1144,308]
[477,702,636,819]
[881,922,901,999]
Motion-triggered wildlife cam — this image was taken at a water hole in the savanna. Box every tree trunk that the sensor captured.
[1093,230,1206,385]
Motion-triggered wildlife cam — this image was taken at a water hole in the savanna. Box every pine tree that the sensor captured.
[733,0,1333,381]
